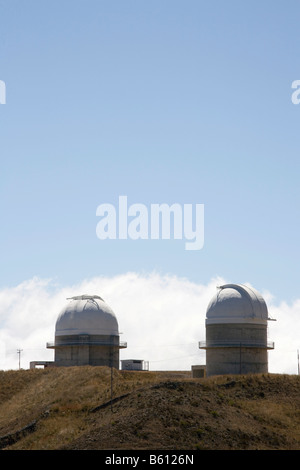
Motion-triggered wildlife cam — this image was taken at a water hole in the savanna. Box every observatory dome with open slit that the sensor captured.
[206,284,269,325]
[55,295,119,337]
[199,284,275,376]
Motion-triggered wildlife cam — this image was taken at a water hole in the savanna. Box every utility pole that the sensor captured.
[110,364,113,412]
[17,349,23,370]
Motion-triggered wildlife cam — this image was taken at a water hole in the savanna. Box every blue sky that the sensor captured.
[0,0,300,305]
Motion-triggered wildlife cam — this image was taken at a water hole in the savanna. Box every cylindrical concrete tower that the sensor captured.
[199,284,275,376]
[47,295,127,368]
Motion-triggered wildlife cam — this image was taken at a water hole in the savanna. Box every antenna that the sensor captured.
[17,349,23,370]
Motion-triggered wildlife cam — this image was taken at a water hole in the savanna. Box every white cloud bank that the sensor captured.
[0,272,299,375]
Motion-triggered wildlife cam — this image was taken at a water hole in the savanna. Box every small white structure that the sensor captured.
[121,359,149,371]
[30,361,54,369]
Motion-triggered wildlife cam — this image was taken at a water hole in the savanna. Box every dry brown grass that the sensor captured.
[0,367,299,450]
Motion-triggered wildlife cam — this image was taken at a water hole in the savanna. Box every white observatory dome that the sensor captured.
[206,284,269,325]
[55,295,119,337]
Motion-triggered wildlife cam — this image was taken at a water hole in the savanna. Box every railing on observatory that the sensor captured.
[46,339,127,349]
[199,340,275,350]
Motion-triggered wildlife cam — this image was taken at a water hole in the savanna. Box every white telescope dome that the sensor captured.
[55,295,119,337]
[206,284,269,325]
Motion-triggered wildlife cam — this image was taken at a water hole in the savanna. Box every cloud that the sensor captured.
[0,273,299,374]
[266,298,300,375]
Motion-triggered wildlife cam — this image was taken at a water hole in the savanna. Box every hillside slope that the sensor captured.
[0,367,299,450]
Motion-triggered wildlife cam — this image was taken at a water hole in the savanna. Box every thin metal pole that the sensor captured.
[17,349,23,370]
[110,341,114,412]
[297,350,299,376]
[110,365,113,412]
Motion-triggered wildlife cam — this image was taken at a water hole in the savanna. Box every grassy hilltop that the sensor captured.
[0,367,299,450]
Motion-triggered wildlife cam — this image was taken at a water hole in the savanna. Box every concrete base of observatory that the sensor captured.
[202,323,271,376]
[205,347,268,376]
[53,345,120,368]
[48,334,123,368]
